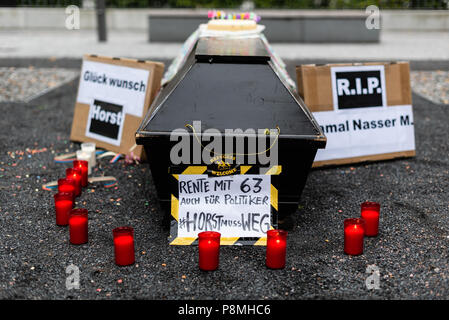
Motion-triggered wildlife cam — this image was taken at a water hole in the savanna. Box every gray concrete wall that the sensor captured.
[1,8,448,33]
[265,17,380,43]
[147,15,380,42]
[148,16,205,42]
[382,10,449,30]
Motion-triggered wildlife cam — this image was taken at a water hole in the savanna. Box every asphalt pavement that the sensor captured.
[0,59,448,300]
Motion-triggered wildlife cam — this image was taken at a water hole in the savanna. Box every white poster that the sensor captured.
[314,105,415,161]
[177,174,272,238]
[77,60,150,118]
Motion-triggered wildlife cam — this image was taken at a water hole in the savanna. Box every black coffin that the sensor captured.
[136,37,326,217]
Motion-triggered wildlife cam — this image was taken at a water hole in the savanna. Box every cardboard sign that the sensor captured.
[71,55,164,156]
[169,165,281,246]
[296,62,415,167]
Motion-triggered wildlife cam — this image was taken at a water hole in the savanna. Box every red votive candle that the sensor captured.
[73,160,88,187]
[198,231,221,271]
[53,192,74,226]
[66,168,82,197]
[361,201,380,237]
[69,209,88,245]
[113,227,135,266]
[266,229,287,269]
[58,178,76,200]
[344,218,365,255]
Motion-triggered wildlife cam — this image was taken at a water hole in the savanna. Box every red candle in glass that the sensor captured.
[69,209,88,245]
[198,231,221,271]
[66,168,82,197]
[113,227,135,266]
[361,201,380,237]
[266,229,287,269]
[73,160,88,188]
[58,178,76,200]
[344,218,365,255]
[54,192,74,226]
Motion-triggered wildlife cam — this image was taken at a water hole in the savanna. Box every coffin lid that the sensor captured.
[136,37,326,147]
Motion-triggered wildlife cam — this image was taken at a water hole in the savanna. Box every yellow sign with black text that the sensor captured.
[169,165,281,246]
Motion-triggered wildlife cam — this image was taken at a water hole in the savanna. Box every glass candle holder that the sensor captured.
[58,178,76,200]
[54,192,74,226]
[198,231,221,271]
[266,229,288,269]
[76,150,92,175]
[69,209,88,245]
[81,142,96,168]
[113,226,135,266]
[361,201,380,237]
[344,218,365,255]
[73,160,89,187]
[66,168,82,197]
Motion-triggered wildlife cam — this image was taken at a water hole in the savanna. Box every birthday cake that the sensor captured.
[206,10,260,32]
[207,19,257,31]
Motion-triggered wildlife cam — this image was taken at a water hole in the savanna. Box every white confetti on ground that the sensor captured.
[411,70,449,105]
[0,67,79,103]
